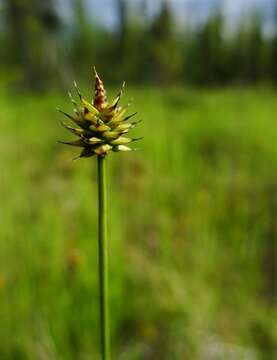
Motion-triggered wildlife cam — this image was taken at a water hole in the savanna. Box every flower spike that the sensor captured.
[93,66,107,111]
[58,68,142,158]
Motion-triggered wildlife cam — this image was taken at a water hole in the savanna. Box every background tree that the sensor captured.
[234,14,265,83]
[188,12,227,85]
[3,0,61,90]
[268,2,277,83]
[70,0,95,75]
[145,0,182,84]
[1,0,276,88]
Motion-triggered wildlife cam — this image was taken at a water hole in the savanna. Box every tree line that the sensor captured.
[1,0,277,90]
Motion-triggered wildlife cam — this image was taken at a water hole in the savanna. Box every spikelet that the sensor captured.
[93,66,107,111]
[59,67,142,158]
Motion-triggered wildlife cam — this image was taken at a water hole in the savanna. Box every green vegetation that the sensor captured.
[1,1,277,89]
[0,86,276,359]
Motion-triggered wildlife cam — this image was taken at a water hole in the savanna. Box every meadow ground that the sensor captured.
[0,86,276,359]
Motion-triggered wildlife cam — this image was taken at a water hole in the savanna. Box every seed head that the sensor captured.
[59,68,142,158]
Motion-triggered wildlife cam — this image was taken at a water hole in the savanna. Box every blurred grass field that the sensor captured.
[0,86,276,359]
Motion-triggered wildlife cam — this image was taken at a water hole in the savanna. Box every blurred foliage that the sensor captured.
[0,86,276,359]
[1,0,277,89]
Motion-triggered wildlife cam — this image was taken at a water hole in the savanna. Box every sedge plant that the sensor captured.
[58,67,142,359]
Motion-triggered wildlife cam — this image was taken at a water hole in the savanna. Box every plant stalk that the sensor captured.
[97,155,110,360]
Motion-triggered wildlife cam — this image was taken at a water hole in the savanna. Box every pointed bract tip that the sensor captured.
[93,66,102,83]
[132,136,144,142]
[73,80,82,99]
[132,119,143,126]
[123,112,138,122]
[93,65,98,77]
[60,121,67,127]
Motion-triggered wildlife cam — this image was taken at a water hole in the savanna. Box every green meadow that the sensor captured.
[0,86,276,359]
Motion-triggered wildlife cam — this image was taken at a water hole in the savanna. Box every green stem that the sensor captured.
[97,155,110,360]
